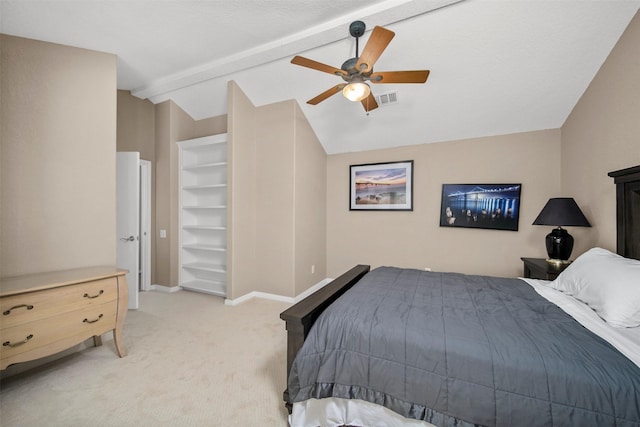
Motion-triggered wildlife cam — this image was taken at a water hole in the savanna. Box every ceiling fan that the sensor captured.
[291,21,430,112]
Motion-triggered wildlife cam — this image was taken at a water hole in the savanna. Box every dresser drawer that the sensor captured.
[1,301,117,362]
[1,277,117,329]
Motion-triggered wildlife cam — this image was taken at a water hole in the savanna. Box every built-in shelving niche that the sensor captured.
[178,134,228,297]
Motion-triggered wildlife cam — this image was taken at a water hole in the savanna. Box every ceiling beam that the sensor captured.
[131,0,464,100]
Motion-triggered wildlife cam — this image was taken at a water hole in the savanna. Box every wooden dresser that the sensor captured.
[0,266,128,370]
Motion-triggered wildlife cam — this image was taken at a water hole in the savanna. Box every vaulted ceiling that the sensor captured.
[2,1,638,154]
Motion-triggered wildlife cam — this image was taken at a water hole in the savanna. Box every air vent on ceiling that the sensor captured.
[374,91,399,107]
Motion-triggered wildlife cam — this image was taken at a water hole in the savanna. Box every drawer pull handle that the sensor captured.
[3,334,34,348]
[3,304,34,315]
[83,314,104,324]
[83,290,104,299]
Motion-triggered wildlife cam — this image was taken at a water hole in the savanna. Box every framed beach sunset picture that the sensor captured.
[350,160,413,211]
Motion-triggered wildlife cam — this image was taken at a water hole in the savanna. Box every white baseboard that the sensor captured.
[224,292,292,306]
[149,284,181,293]
[224,278,333,306]
[293,278,333,302]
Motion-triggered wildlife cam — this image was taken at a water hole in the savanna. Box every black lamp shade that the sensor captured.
[532,198,591,261]
[532,198,591,227]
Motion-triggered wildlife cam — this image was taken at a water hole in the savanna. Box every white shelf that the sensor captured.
[180,279,226,297]
[183,205,227,209]
[182,225,226,231]
[184,161,227,171]
[183,244,226,252]
[182,184,227,190]
[183,262,226,273]
[178,134,228,298]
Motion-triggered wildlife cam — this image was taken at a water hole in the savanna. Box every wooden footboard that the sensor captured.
[280,264,370,412]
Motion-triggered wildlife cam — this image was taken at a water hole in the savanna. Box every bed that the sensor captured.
[281,165,640,427]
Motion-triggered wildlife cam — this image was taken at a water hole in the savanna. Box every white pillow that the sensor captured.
[549,247,640,328]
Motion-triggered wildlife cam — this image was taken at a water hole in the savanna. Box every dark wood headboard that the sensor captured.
[608,165,640,260]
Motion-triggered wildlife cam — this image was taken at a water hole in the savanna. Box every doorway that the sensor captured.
[116,152,152,309]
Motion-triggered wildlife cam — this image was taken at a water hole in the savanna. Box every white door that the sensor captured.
[139,160,152,292]
[117,152,140,309]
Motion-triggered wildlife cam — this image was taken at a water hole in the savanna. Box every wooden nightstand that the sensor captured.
[521,257,570,280]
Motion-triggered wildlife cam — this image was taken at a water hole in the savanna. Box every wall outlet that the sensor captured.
[424,267,432,271]
[311,265,315,274]
[160,229,167,238]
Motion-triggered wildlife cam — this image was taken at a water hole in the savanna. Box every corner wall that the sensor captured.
[294,101,327,294]
[227,82,327,299]
[117,90,156,160]
[252,99,328,297]
[561,10,640,256]
[227,81,258,299]
[255,100,296,297]
[1,35,117,277]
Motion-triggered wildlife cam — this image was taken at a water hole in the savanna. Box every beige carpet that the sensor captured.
[0,290,292,426]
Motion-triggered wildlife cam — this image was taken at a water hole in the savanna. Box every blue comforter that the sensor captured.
[288,267,640,426]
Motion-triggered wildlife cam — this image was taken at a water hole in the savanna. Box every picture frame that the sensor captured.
[350,161,413,211]
[439,183,522,231]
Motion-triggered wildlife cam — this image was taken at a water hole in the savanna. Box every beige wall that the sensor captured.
[153,101,172,286]
[255,101,296,296]
[327,130,561,279]
[227,81,258,298]
[0,35,117,277]
[252,99,328,297]
[117,90,155,161]
[294,101,327,294]
[561,10,640,256]
[227,83,327,299]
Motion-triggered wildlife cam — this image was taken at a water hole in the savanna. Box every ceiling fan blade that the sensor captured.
[355,26,395,74]
[361,92,379,112]
[291,56,347,77]
[307,84,345,105]
[370,70,430,84]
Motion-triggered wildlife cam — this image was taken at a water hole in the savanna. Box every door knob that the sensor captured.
[120,236,135,242]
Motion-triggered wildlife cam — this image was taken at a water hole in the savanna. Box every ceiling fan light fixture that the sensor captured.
[343,80,370,102]
[291,22,428,112]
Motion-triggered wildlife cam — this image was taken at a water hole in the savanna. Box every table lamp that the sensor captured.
[532,197,591,265]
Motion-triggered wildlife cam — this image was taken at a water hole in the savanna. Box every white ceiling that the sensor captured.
[1,0,638,154]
